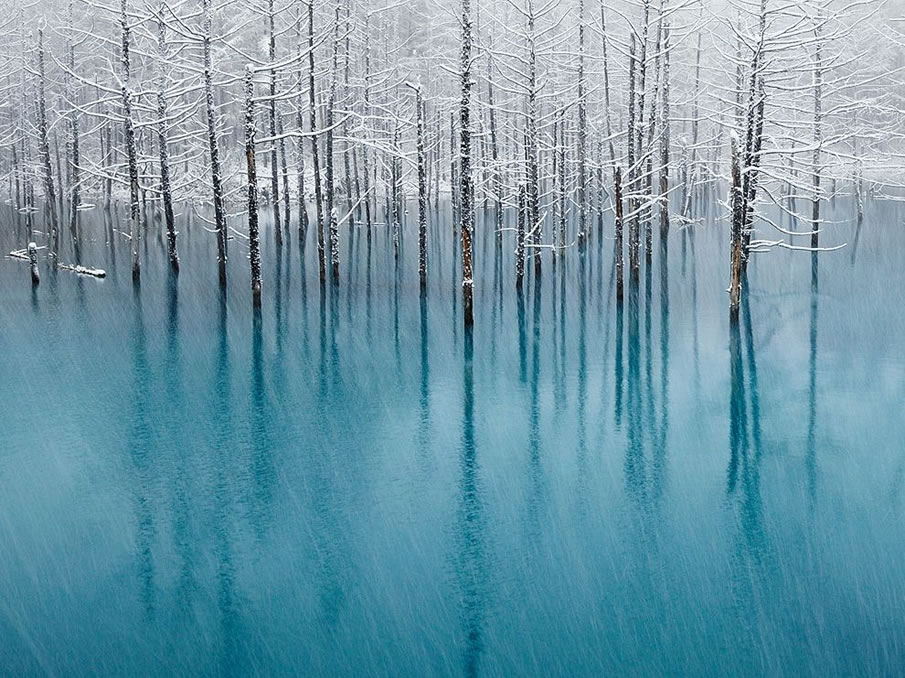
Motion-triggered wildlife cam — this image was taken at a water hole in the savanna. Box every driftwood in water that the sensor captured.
[11,245,104,280]
[58,262,106,278]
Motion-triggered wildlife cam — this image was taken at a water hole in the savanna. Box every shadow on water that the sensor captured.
[850,215,863,267]
[656,227,670,505]
[624,277,645,507]
[614,291,624,429]
[4,198,904,674]
[166,273,198,619]
[298,231,311,366]
[727,271,770,668]
[807,254,819,508]
[249,305,275,538]
[419,288,430,458]
[212,289,242,674]
[576,251,589,514]
[643,250,657,459]
[455,326,487,678]
[517,287,526,384]
[127,284,156,623]
[524,271,545,541]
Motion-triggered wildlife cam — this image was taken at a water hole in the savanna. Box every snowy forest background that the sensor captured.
[1,0,904,304]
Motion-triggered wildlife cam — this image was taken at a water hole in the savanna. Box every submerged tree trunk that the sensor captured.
[459,0,474,327]
[576,0,587,244]
[599,0,615,166]
[156,7,178,272]
[267,0,282,246]
[659,22,671,238]
[66,2,81,245]
[517,183,526,290]
[36,30,59,265]
[117,4,141,281]
[526,0,540,274]
[392,123,400,261]
[811,25,823,249]
[729,135,743,314]
[327,6,341,282]
[308,1,325,281]
[28,242,40,286]
[615,165,624,302]
[487,46,503,245]
[627,34,638,279]
[295,4,309,242]
[361,20,373,235]
[278,115,291,231]
[203,0,228,286]
[245,66,262,307]
[414,85,428,289]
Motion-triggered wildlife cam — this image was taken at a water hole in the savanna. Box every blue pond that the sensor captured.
[1,199,904,676]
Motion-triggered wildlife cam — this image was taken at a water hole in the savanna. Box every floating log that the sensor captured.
[58,262,106,278]
[9,246,105,279]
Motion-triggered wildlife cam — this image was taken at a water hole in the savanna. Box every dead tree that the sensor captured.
[811,21,823,249]
[36,29,59,265]
[155,5,178,272]
[245,66,262,307]
[577,0,588,244]
[409,82,428,289]
[730,134,743,313]
[202,0,228,286]
[118,4,141,280]
[615,165,624,302]
[267,0,282,247]
[459,0,475,327]
[66,2,81,244]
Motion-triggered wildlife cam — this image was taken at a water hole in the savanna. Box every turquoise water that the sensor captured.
[1,200,904,676]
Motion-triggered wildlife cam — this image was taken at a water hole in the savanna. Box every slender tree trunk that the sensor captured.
[278,115,291,231]
[156,7,178,272]
[295,3,309,241]
[67,2,81,244]
[459,0,474,326]
[659,22,671,238]
[811,25,822,249]
[526,0,540,274]
[615,166,624,302]
[487,46,503,245]
[245,66,262,307]
[392,123,400,261]
[730,135,743,313]
[307,0,326,281]
[415,86,428,289]
[117,4,142,281]
[558,117,566,251]
[36,30,59,265]
[517,183,526,289]
[682,30,702,222]
[577,0,588,244]
[600,0,615,166]
[341,1,354,223]
[327,5,340,282]
[362,21,373,233]
[267,0,282,246]
[203,0,228,286]
[644,8,664,263]
[627,34,638,279]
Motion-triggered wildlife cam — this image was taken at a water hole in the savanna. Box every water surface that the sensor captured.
[1,199,904,676]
